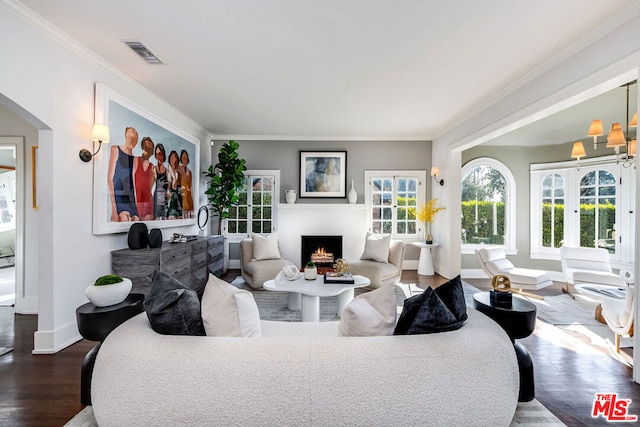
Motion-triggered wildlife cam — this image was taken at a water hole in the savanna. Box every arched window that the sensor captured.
[579,169,617,253]
[461,158,516,253]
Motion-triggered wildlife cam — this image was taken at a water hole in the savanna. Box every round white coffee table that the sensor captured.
[412,242,440,275]
[263,275,371,322]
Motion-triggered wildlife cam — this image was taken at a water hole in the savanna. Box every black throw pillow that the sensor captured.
[127,223,149,249]
[143,271,205,336]
[394,275,468,335]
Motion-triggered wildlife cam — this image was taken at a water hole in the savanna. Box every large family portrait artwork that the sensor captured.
[93,84,199,234]
[299,151,347,198]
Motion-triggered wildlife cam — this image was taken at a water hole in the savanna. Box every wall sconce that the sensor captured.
[80,124,110,162]
[430,166,444,186]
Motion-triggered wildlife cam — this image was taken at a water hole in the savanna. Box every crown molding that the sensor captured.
[207,134,431,142]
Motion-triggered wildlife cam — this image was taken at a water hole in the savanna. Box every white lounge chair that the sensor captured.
[475,246,553,300]
[560,245,626,298]
[601,286,635,353]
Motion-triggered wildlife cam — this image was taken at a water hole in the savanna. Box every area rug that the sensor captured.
[64,399,564,426]
[0,347,13,357]
[511,291,634,355]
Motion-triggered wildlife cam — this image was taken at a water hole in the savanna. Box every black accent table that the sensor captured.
[76,293,145,405]
[473,292,537,402]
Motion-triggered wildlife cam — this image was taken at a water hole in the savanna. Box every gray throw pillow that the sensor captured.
[394,275,468,335]
[143,270,205,336]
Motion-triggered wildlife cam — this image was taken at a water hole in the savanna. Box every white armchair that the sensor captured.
[560,245,626,297]
[475,246,553,299]
[601,286,635,352]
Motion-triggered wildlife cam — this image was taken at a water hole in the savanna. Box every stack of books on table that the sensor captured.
[324,272,355,284]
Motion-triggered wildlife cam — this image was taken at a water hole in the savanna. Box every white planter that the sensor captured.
[304,266,317,280]
[85,278,132,307]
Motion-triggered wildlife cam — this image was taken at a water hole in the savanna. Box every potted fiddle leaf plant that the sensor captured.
[85,274,132,307]
[203,140,247,235]
[203,140,247,273]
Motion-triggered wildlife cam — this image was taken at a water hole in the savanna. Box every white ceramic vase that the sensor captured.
[85,278,132,307]
[285,189,297,204]
[304,266,317,280]
[348,180,357,204]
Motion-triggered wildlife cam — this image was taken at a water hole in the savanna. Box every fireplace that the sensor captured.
[301,235,343,269]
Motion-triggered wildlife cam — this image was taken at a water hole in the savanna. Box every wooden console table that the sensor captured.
[111,236,224,296]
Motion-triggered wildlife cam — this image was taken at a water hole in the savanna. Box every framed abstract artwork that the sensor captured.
[299,151,347,198]
[92,83,200,234]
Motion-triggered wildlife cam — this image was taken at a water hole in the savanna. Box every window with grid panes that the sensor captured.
[541,173,565,248]
[225,170,279,240]
[365,171,425,239]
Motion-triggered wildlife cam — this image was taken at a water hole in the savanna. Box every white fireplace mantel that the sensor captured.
[277,204,368,267]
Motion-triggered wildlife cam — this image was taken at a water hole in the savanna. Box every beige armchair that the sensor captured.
[349,241,405,289]
[240,239,296,290]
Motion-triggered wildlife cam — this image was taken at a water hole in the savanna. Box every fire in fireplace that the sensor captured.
[311,247,334,264]
[301,235,343,269]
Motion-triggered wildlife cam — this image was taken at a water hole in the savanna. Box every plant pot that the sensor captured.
[85,278,132,307]
[304,266,317,280]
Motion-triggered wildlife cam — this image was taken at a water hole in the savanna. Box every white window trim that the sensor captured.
[224,169,280,243]
[364,170,426,240]
[461,158,517,255]
[530,168,569,260]
[530,155,635,268]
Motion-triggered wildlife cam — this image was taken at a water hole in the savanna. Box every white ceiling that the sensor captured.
[14,0,640,144]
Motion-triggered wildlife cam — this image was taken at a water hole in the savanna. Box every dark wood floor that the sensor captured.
[0,271,639,426]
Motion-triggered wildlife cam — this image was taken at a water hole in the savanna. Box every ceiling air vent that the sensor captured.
[123,40,163,64]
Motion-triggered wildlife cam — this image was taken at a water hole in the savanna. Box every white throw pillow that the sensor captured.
[201,274,262,337]
[339,285,397,336]
[252,232,282,260]
[360,232,390,263]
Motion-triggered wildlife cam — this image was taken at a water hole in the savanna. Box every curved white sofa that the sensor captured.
[92,310,519,426]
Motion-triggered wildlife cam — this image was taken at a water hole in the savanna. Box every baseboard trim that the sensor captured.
[15,295,37,314]
[402,260,418,270]
[461,269,488,279]
[32,319,82,354]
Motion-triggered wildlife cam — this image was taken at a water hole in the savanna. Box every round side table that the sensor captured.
[411,242,439,276]
[76,293,144,405]
[473,292,537,402]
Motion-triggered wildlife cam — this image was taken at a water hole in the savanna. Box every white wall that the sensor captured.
[277,204,368,266]
[0,3,212,353]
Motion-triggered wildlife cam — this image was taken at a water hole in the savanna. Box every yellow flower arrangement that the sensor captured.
[417,198,446,223]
